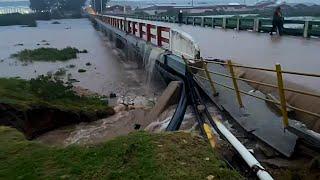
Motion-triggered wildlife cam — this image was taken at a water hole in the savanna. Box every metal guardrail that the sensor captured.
[122,14,320,38]
[187,58,320,129]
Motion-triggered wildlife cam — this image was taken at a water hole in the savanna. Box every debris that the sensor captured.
[134,124,141,130]
[52,21,61,24]
[78,69,86,73]
[66,64,76,68]
[14,43,24,46]
[85,62,91,66]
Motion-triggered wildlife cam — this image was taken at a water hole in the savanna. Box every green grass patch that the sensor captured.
[0,13,37,27]
[0,127,242,179]
[0,75,111,114]
[11,47,85,62]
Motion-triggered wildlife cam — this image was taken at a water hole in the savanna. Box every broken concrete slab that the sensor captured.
[144,81,181,126]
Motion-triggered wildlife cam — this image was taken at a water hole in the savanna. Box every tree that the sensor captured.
[29,0,51,12]
[29,0,86,12]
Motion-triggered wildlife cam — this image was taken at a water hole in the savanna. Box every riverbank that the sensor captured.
[0,76,114,139]
[11,47,88,62]
[0,13,36,27]
[0,126,242,179]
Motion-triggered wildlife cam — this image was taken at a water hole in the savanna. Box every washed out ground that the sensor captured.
[0,126,242,179]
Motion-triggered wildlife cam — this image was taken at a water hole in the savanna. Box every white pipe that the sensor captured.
[212,117,273,180]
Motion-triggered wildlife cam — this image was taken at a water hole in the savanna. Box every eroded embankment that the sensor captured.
[0,76,114,139]
[0,126,242,179]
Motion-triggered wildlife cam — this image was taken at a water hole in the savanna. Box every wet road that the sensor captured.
[123,17,320,91]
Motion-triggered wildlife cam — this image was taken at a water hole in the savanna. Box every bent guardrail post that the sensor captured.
[228,60,244,108]
[203,60,219,97]
[276,63,289,129]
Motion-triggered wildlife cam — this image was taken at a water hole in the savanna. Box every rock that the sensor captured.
[256,143,277,157]
[207,175,215,180]
[78,69,86,73]
[109,93,117,98]
[85,62,91,66]
[134,124,141,130]
[66,64,76,68]
[205,157,210,161]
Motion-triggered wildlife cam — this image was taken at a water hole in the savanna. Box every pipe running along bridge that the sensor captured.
[88,12,320,180]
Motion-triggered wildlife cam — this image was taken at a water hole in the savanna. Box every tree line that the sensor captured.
[29,0,86,12]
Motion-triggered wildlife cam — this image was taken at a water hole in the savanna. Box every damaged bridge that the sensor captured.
[89,13,320,180]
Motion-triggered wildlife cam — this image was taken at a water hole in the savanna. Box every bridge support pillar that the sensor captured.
[201,17,205,27]
[253,18,260,32]
[303,21,310,38]
[222,17,227,29]
[211,18,215,28]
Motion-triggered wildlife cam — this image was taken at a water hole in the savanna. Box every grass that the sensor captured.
[0,127,242,179]
[0,13,37,27]
[11,47,85,62]
[0,75,112,115]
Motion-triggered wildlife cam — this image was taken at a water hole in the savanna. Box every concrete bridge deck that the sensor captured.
[123,17,320,91]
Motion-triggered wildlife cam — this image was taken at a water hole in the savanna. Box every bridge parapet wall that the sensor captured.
[120,14,320,38]
[92,14,200,59]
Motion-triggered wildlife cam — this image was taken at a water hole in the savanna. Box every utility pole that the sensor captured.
[100,0,103,14]
[93,0,96,12]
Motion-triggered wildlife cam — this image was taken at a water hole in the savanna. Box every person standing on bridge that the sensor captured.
[270,6,284,36]
[178,10,183,25]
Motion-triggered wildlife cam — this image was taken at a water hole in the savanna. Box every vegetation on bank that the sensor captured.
[0,13,37,27]
[0,128,242,179]
[11,47,88,62]
[0,76,111,114]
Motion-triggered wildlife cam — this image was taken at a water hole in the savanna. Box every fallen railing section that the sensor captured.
[187,58,320,149]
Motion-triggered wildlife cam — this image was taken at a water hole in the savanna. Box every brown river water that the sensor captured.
[0,18,164,97]
[0,18,170,144]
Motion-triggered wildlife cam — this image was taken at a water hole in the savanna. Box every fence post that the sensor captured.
[212,18,215,28]
[227,60,244,108]
[203,61,219,97]
[275,63,289,128]
[303,21,310,38]
[222,17,227,28]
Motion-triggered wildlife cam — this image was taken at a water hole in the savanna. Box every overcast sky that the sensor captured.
[0,0,319,4]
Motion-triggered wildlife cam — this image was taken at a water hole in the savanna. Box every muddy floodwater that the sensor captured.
[0,18,164,97]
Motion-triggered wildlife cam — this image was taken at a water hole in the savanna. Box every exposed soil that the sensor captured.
[0,103,114,139]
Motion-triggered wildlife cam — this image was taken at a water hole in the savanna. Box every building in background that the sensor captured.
[0,0,32,14]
